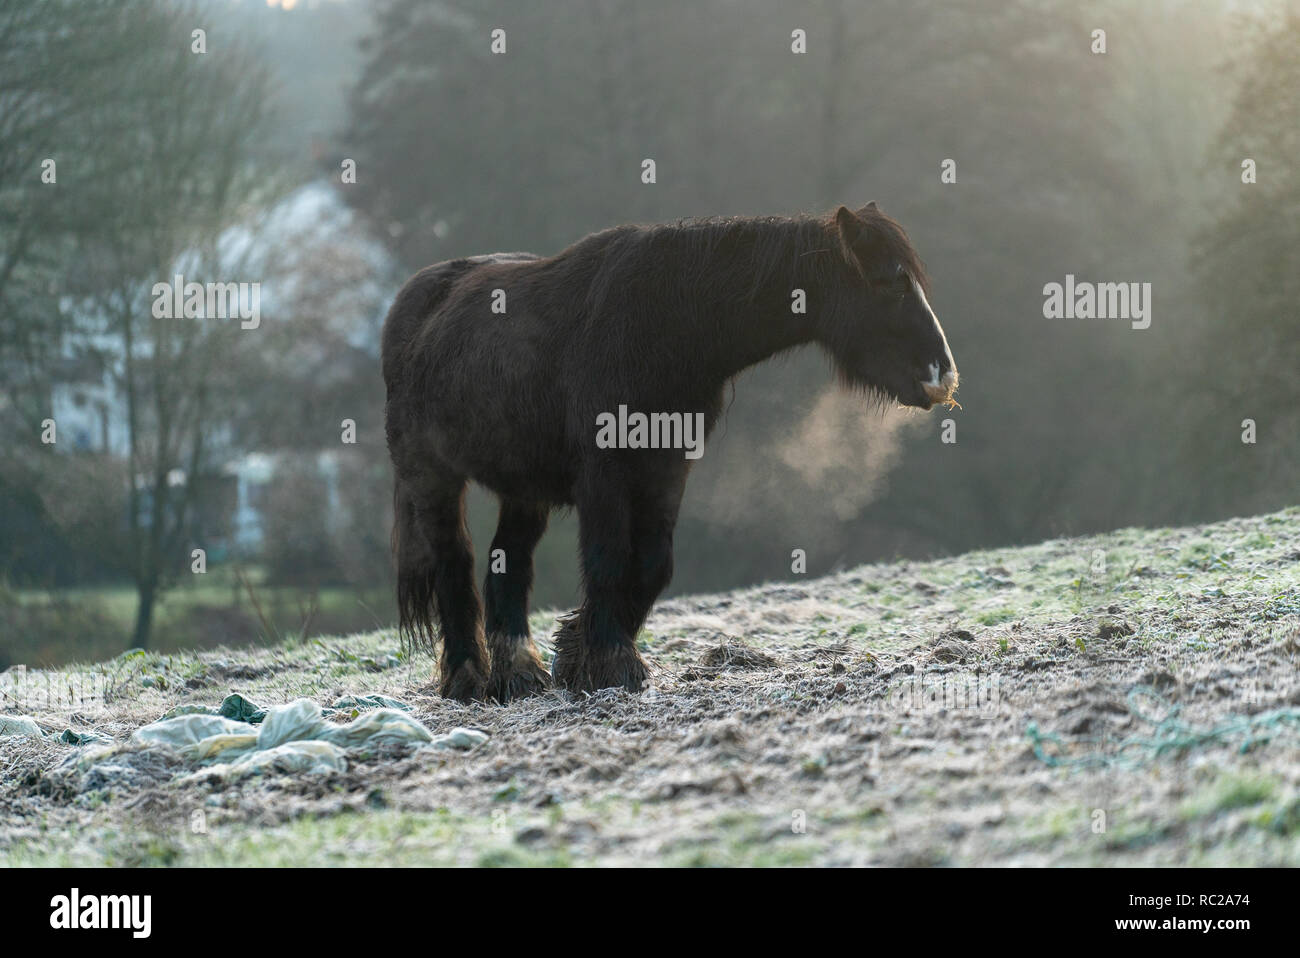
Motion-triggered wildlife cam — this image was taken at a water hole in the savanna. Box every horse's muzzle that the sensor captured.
[921,369,959,406]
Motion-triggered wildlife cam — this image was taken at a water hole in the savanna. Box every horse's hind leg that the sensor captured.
[396,472,489,701]
[483,498,552,702]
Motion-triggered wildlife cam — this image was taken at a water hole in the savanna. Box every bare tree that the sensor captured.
[17,1,275,648]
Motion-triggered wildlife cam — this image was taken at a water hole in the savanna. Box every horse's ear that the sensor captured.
[863,201,878,212]
[834,206,867,278]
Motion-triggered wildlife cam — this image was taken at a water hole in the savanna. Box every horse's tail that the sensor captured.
[392,477,438,655]
[385,264,465,657]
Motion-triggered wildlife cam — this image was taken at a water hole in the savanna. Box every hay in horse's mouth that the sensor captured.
[921,376,961,410]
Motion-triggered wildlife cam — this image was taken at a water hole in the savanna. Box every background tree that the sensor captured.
[1182,10,1300,515]
[4,0,277,648]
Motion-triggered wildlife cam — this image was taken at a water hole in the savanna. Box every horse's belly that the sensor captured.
[474,461,574,505]
[429,402,574,504]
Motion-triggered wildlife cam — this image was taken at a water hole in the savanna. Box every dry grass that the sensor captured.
[2,506,1299,866]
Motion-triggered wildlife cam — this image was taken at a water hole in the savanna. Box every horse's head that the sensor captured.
[818,203,958,411]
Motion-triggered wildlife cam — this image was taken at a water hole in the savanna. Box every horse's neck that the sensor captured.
[705,228,830,381]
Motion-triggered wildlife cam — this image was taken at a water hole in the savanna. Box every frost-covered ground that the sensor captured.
[2,507,1298,866]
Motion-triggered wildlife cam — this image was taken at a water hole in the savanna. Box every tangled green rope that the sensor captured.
[1027,686,1300,769]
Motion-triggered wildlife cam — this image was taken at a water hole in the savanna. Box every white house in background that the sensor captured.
[48,353,124,454]
[46,180,396,551]
[224,449,345,553]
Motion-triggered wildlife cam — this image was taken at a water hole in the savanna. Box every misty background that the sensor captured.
[2,0,1296,667]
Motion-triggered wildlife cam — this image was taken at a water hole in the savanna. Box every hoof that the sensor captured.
[550,612,649,694]
[486,633,552,703]
[438,655,489,702]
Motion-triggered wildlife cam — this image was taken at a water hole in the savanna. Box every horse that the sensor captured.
[381,203,958,701]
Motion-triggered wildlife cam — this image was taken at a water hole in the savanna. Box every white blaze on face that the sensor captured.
[912,276,956,389]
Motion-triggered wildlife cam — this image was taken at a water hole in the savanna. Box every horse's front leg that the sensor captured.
[553,471,647,693]
[553,465,685,694]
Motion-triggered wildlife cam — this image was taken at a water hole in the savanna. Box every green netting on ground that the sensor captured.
[1027,686,1300,770]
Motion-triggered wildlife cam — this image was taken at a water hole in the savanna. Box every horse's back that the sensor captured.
[381,252,541,390]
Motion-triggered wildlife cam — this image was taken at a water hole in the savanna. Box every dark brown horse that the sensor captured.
[382,203,958,701]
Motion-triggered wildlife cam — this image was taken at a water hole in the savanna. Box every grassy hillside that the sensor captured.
[2,507,1299,866]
